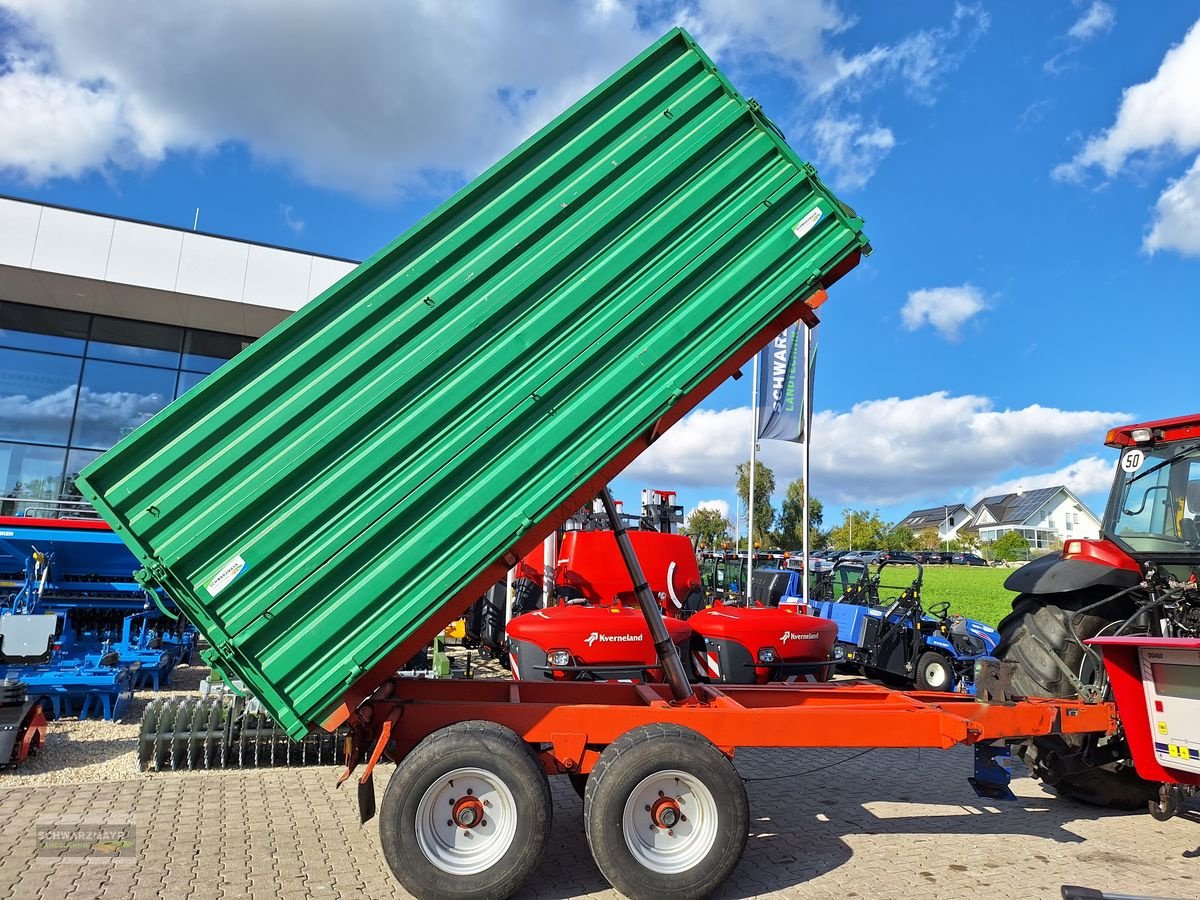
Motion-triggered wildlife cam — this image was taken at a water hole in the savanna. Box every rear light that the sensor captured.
[1065,541,1082,556]
[1130,427,1153,443]
[757,647,778,664]
[547,649,571,668]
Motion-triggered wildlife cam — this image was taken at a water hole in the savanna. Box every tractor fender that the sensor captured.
[923,633,956,655]
[1003,545,1141,596]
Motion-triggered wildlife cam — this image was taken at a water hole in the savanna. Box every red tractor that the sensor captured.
[997,414,1200,810]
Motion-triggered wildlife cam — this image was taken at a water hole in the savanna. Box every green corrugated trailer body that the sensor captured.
[76,28,869,739]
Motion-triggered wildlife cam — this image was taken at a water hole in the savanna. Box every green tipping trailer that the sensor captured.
[76,28,869,741]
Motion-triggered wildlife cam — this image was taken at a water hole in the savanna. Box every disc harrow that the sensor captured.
[138,694,350,771]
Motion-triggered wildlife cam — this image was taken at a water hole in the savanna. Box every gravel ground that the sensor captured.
[5,663,212,787]
[6,643,504,787]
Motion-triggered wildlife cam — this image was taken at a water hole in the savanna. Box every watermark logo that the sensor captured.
[36,823,136,860]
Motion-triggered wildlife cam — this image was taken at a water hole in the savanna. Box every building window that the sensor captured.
[0,303,88,355]
[0,299,253,511]
[88,316,182,368]
[0,441,66,515]
[0,348,82,445]
[72,359,177,449]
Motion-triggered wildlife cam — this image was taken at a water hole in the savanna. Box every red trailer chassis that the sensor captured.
[346,677,1117,781]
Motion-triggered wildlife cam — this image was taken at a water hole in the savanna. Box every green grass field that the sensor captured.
[870,565,1016,626]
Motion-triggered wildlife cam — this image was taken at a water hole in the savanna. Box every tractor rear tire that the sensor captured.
[378,721,552,899]
[584,724,747,900]
[997,593,1157,811]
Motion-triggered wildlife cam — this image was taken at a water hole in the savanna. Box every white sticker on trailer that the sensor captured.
[206,554,246,597]
[792,207,824,240]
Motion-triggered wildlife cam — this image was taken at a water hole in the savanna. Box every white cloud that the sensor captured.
[811,116,895,190]
[1145,155,1200,255]
[693,499,730,519]
[1055,18,1200,180]
[980,455,1115,500]
[1051,17,1200,256]
[1067,2,1116,42]
[900,284,987,340]
[623,392,1128,506]
[0,0,987,196]
[816,4,990,102]
[280,204,305,234]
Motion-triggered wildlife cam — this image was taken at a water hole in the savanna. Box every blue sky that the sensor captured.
[1,1,1198,534]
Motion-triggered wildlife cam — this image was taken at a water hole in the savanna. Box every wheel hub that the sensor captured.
[650,796,681,829]
[452,796,485,829]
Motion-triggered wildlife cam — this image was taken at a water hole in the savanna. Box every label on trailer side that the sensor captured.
[1140,646,1200,775]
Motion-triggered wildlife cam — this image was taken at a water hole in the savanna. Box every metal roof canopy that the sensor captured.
[76,28,870,738]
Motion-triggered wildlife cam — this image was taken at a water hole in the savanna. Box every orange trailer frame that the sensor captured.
[342,676,1118,791]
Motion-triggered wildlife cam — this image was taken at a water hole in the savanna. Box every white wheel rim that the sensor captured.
[925,661,949,688]
[414,766,517,876]
[621,769,719,875]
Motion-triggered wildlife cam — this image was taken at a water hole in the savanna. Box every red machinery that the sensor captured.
[688,603,837,684]
[0,680,48,769]
[1089,636,1200,819]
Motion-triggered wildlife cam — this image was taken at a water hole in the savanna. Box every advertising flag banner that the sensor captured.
[755,324,815,442]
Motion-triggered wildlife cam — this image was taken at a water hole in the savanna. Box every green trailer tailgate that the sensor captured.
[75,28,869,738]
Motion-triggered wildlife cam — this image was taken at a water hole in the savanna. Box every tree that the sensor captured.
[735,460,775,547]
[991,530,1029,562]
[826,509,891,550]
[685,507,732,550]
[914,527,941,551]
[776,478,824,550]
[881,525,917,552]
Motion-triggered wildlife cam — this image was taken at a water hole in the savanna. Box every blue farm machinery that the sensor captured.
[0,512,197,724]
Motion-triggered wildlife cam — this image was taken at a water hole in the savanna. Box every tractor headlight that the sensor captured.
[757,647,778,664]
[547,649,571,668]
[1130,427,1153,443]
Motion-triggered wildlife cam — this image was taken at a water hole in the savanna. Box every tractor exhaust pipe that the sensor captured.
[598,488,694,702]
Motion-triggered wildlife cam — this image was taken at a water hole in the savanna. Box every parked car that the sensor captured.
[853,550,884,565]
[915,551,952,565]
[952,552,989,567]
[879,551,918,565]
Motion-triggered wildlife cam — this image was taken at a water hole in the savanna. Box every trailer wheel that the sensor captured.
[914,651,953,692]
[584,724,747,900]
[378,721,551,900]
[997,593,1157,811]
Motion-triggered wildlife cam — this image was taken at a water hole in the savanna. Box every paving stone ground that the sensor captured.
[1,743,1196,900]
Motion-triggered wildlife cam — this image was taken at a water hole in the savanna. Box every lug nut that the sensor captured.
[447,819,453,827]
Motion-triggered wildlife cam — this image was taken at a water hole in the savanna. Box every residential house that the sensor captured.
[959,485,1101,550]
[896,504,970,542]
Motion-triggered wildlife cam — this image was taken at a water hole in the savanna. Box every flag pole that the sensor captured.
[801,322,812,609]
[747,352,759,602]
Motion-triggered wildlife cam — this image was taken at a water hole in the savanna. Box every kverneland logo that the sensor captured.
[584,631,644,647]
[779,631,819,644]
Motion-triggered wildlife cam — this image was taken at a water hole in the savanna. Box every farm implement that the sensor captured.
[71,28,1197,900]
[0,512,196,722]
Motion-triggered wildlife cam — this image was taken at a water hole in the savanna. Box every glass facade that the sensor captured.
[0,300,251,515]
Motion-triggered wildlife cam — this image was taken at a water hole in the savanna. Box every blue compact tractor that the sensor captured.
[808,561,999,692]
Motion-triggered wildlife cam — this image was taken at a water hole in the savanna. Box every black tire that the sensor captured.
[583,724,748,900]
[378,721,552,899]
[997,592,1157,811]
[914,651,954,692]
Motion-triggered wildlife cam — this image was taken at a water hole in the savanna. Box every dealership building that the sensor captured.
[0,195,358,514]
